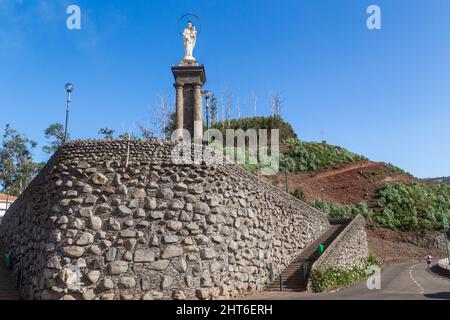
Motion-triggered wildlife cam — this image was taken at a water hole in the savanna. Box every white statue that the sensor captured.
[183,21,197,61]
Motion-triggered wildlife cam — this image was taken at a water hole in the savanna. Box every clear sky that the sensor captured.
[1,0,449,178]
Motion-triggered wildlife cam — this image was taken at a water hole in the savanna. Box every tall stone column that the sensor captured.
[193,84,203,141]
[171,65,206,141]
[174,83,184,139]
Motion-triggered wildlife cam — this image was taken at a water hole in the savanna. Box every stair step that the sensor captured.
[266,286,306,291]
[266,286,305,290]
[266,289,304,292]
[271,280,306,284]
[264,221,349,293]
[267,282,306,286]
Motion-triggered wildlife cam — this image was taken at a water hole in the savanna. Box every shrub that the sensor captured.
[291,188,306,201]
[212,115,297,143]
[375,182,450,231]
[310,255,382,293]
[387,163,413,178]
[284,139,367,172]
[312,199,373,220]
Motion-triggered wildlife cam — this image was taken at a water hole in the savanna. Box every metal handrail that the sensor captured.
[279,272,283,291]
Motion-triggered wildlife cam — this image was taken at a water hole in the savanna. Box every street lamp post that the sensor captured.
[202,90,211,143]
[283,157,289,193]
[64,83,74,144]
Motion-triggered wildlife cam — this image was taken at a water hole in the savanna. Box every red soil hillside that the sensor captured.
[264,161,448,264]
[266,160,415,207]
[367,227,446,265]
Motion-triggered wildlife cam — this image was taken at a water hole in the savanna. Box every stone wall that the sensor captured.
[437,258,450,276]
[408,231,448,252]
[307,214,368,290]
[0,140,330,300]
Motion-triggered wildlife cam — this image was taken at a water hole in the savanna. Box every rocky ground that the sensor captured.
[367,227,447,265]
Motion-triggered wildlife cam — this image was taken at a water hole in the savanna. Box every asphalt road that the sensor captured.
[247,262,450,300]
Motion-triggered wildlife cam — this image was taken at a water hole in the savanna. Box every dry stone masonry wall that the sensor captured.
[0,140,330,300]
[307,214,369,290]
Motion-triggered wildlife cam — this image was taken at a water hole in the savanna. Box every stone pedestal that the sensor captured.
[171,64,206,140]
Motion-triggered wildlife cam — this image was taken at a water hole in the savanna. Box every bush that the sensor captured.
[291,188,306,201]
[387,163,413,177]
[212,115,297,143]
[374,182,450,231]
[284,139,367,172]
[312,199,373,220]
[310,255,382,293]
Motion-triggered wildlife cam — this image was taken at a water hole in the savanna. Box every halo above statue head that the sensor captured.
[178,13,202,36]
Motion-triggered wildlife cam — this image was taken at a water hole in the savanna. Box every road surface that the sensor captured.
[246,262,450,300]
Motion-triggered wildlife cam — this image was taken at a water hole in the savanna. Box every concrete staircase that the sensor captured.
[0,241,20,300]
[265,220,348,292]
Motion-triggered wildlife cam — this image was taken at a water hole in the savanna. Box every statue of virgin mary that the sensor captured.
[183,21,197,61]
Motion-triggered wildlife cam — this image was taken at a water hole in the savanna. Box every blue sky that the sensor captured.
[1,0,450,178]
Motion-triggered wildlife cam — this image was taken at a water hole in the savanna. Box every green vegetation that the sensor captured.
[386,163,413,177]
[310,255,382,293]
[291,188,306,201]
[208,141,276,175]
[311,199,373,220]
[424,176,450,184]
[375,182,450,231]
[310,183,450,232]
[211,117,448,233]
[208,116,369,175]
[43,123,66,154]
[283,139,367,172]
[212,116,297,143]
[0,124,44,196]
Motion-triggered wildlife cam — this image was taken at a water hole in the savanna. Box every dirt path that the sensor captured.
[310,161,375,180]
[267,160,414,206]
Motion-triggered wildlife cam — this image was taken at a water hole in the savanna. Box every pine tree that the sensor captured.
[43,123,66,154]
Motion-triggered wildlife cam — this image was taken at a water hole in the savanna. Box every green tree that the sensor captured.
[98,127,115,139]
[0,124,42,196]
[43,123,65,154]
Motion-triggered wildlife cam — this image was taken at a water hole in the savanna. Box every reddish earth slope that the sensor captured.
[266,160,414,207]
[264,162,448,264]
[367,227,446,265]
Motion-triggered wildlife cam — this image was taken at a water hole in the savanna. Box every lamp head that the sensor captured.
[65,83,74,93]
[202,90,211,99]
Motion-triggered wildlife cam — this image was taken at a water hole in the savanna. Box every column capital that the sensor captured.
[173,83,184,89]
